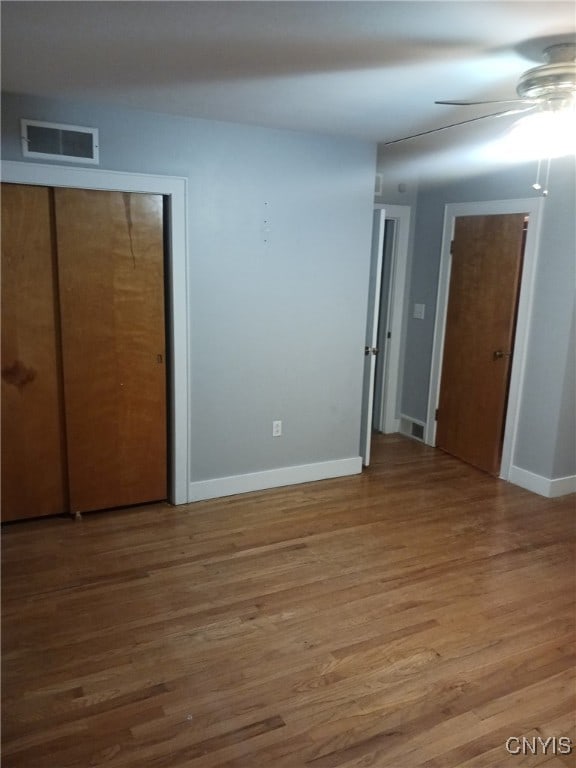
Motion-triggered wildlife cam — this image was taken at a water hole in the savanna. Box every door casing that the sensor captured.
[372,204,411,435]
[426,197,544,481]
[2,160,189,504]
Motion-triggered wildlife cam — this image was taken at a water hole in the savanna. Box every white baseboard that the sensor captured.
[549,474,576,498]
[383,417,400,435]
[188,457,363,503]
[508,465,576,498]
[399,414,427,426]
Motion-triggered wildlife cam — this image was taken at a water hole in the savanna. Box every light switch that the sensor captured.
[413,303,426,320]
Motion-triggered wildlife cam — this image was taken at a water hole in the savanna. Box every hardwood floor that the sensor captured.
[2,435,575,767]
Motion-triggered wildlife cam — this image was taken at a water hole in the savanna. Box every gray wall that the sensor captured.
[2,92,377,483]
[514,157,576,479]
[399,157,575,480]
[375,143,419,208]
[554,302,576,478]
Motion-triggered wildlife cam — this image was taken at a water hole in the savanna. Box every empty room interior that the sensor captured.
[1,2,575,767]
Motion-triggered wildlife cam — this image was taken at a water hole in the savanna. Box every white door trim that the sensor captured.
[425,197,544,481]
[1,160,190,504]
[373,204,411,434]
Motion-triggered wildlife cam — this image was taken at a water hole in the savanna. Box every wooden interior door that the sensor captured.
[54,189,167,513]
[1,184,68,521]
[436,213,526,475]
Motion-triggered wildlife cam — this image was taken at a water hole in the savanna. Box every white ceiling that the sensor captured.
[2,1,575,176]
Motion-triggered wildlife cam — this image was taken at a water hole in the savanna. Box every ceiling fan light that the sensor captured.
[498,107,576,160]
[516,43,576,101]
[517,63,576,99]
[483,105,576,163]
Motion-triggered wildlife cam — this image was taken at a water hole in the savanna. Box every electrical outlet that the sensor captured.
[272,420,282,437]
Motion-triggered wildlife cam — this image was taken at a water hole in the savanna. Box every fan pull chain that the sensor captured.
[532,156,550,196]
[543,156,551,196]
[532,158,542,191]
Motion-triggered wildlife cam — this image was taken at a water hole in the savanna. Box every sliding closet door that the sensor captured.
[54,189,167,513]
[1,184,67,521]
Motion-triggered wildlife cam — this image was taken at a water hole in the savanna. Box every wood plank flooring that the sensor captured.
[2,435,575,767]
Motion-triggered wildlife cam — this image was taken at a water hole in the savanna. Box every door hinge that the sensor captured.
[387,331,391,339]
[435,408,439,421]
[450,240,454,255]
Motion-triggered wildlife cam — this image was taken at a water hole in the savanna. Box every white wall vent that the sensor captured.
[399,415,426,443]
[21,119,99,164]
[410,422,425,441]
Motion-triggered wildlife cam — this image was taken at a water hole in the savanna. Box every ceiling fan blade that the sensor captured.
[382,106,537,146]
[435,98,536,106]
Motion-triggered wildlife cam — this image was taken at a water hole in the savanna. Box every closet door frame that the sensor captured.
[2,161,189,505]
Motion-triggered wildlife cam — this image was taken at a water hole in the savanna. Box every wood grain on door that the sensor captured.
[54,189,167,513]
[436,213,526,475]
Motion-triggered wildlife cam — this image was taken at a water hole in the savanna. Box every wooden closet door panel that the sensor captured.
[54,189,167,513]
[1,184,67,521]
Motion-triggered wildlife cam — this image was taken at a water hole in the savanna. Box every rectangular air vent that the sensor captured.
[411,422,425,441]
[400,416,426,442]
[21,119,99,164]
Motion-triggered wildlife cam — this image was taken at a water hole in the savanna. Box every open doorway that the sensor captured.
[360,204,411,465]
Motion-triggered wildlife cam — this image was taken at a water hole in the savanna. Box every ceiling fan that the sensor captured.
[383,41,576,146]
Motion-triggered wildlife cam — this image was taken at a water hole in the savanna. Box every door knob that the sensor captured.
[493,350,511,360]
[365,346,379,356]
